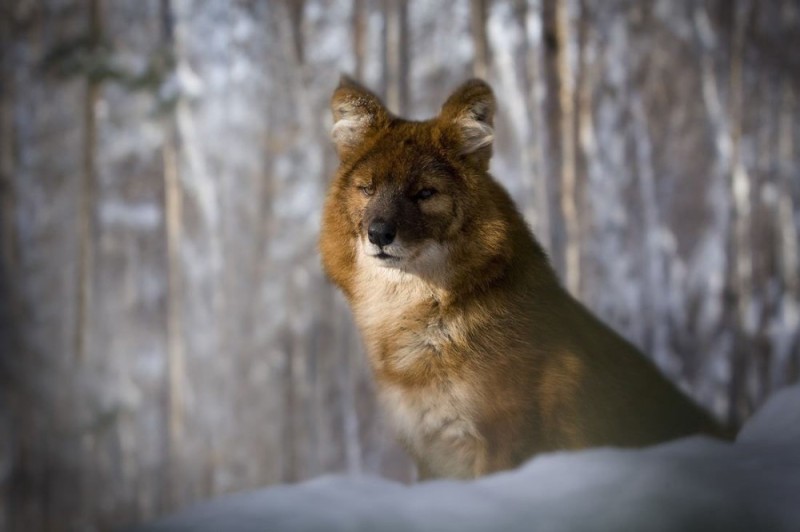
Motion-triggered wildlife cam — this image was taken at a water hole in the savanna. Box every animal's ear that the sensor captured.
[439,79,495,161]
[330,75,390,160]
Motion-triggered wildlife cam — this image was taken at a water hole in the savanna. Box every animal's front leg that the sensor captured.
[428,422,490,479]
[471,445,490,478]
[416,461,436,482]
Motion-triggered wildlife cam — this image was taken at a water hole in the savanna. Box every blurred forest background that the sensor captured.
[1,0,799,530]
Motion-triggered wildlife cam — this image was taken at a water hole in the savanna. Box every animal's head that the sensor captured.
[322,76,518,291]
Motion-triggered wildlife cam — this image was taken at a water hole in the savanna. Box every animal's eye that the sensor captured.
[415,188,437,201]
[358,184,375,197]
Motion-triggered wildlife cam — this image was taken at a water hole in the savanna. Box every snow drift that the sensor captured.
[133,384,800,532]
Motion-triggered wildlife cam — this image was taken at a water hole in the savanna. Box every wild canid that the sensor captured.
[320,76,729,480]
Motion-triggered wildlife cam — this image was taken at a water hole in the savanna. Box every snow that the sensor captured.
[132,384,800,532]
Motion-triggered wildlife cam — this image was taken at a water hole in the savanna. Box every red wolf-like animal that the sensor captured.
[319,76,729,480]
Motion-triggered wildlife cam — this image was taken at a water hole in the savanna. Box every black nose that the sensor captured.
[368,220,396,247]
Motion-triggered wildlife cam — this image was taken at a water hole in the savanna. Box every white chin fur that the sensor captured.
[358,238,449,276]
[362,239,408,260]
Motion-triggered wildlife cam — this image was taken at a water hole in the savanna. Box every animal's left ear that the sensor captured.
[439,79,495,162]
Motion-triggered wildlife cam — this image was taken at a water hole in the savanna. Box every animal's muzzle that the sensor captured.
[368,219,397,247]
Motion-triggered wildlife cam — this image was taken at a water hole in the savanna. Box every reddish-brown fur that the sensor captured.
[320,76,729,480]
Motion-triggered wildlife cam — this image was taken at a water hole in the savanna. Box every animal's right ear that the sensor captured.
[330,75,389,160]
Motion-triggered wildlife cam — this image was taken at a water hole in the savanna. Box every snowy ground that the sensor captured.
[133,384,800,532]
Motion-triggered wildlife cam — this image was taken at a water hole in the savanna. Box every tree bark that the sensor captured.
[471,0,489,79]
[384,0,409,114]
[542,0,578,291]
[76,0,102,362]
